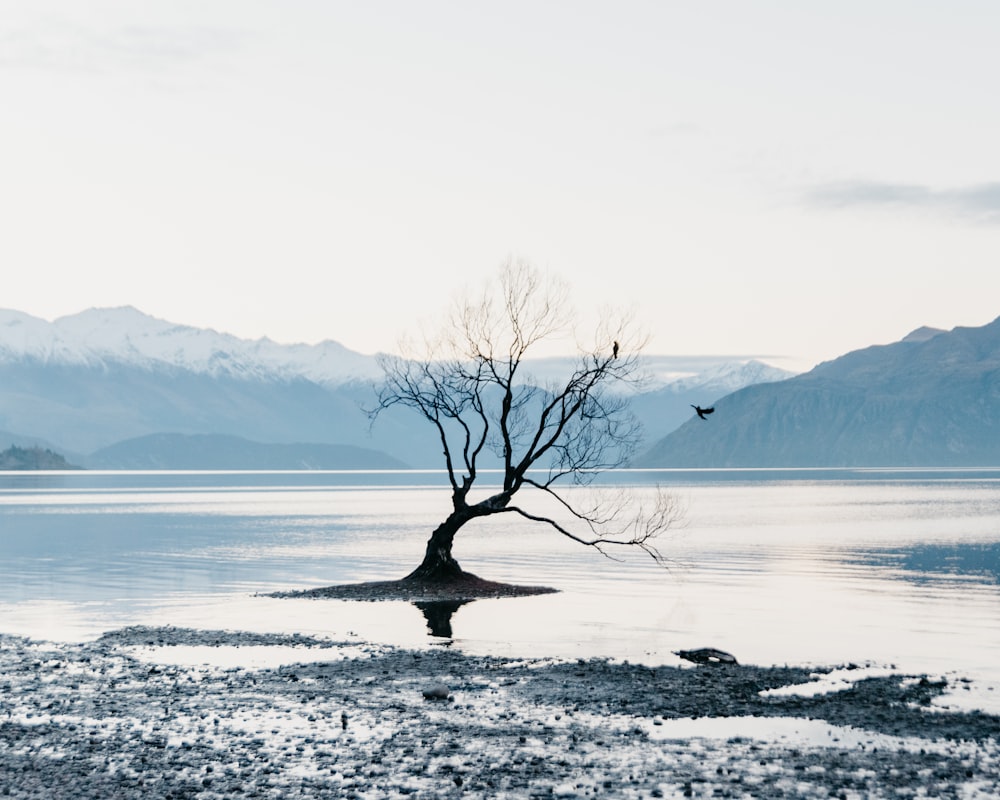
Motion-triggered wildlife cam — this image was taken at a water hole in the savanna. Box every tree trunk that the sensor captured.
[403,511,469,582]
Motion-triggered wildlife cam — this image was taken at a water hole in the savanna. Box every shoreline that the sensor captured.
[2,626,998,798]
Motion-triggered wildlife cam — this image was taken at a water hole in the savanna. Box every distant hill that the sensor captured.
[87,433,408,470]
[0,444,80,470]
[636,317,1000,467]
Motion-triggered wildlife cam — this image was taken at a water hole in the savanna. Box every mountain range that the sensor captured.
[0,307,789,469]
[636,317,1000,467]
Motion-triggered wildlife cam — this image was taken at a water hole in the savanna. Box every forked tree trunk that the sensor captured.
[403,511,470,582]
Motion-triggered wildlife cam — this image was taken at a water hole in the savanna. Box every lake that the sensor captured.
[1,468,998,708]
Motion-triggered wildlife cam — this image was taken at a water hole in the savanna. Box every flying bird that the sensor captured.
[612,341,619,358]
[691,404,714,420]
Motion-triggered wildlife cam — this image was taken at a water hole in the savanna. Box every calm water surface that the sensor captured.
[2,469,998,702]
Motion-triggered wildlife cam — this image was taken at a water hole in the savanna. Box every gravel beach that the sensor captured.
[2,625,998,799]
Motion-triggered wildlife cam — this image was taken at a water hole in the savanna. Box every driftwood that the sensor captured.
[673,647,739,665]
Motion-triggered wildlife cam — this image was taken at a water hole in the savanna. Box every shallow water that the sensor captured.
[2,469,998,704]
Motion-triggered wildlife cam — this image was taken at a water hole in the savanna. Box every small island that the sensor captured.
[0,444,81,470]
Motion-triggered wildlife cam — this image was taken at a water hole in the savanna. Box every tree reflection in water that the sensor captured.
[413,600,472,638]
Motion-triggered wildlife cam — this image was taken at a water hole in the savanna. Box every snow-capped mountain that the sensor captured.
[664,359,792,395]
[0,307,382,384]
[515,353,793,394]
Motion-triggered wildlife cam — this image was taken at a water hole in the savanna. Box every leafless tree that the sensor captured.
[371,259,681,584]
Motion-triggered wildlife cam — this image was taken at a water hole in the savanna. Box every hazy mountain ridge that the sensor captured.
[0,307,792,468]
[0,360,373,455]
[637,317,1000,467]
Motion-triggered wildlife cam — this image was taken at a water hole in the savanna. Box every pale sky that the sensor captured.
[3,1,999,371]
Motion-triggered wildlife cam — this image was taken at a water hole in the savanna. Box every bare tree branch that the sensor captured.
[501,486,682,566]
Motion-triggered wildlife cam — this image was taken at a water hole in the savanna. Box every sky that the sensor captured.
[3,1,999,372]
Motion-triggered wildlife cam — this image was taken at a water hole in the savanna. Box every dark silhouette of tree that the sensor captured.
[414,600,470,637]
[371,259,681,585]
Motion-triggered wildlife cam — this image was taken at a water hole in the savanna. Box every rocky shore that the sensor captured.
[2,626,998,798]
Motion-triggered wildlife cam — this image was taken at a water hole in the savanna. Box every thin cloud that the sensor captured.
[103,26,242,67]
[0,23,242,74]
[649,122,705,139]
[805,180,1000,224]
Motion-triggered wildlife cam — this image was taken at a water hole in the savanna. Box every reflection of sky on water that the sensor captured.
[1,470,999,709]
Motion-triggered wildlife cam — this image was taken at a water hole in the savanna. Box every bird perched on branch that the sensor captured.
[691,405,714,420]
[612,341,619,358]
